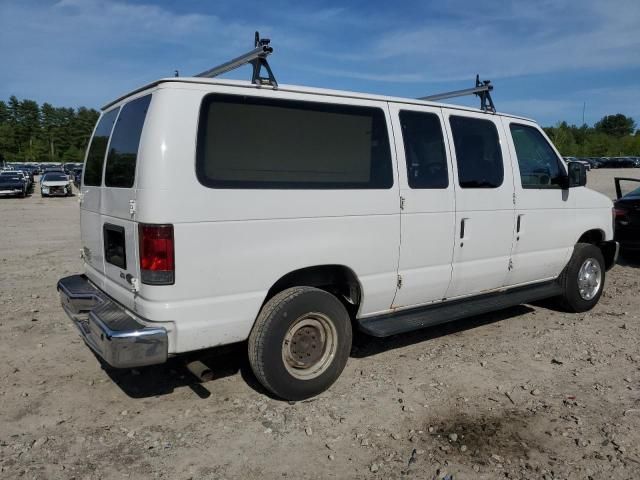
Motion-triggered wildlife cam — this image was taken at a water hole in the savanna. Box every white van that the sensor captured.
[58,75,618,400]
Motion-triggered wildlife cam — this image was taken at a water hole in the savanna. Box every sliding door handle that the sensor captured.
[460,218,467,239]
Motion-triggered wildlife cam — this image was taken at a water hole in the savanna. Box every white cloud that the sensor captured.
[364,0,640,81]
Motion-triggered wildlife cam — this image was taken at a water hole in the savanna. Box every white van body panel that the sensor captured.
[387,103,456,308]
[114,84,400,352]
[441,108,516,299]
[77,79,615,355]
[500,117,576,285]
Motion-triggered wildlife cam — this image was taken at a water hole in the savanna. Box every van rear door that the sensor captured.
[80,108,119,288]
[100,94,152,303]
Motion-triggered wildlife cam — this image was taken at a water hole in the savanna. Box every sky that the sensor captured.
[0,0,639,127]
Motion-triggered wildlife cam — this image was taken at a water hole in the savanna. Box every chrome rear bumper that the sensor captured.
[57,274,168,368]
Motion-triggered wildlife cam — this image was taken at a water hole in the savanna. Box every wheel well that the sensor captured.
[264,265,362,316]
[577,229,617,270]
[577,229,604,245]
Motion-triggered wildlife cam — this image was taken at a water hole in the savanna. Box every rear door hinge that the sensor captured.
[397,274,403,289]
[400,196,406,210]
[129,199,136,218]
[512,192,516,205]
[508,259,514,271]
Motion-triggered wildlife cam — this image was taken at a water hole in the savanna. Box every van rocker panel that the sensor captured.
[359,281,563,337]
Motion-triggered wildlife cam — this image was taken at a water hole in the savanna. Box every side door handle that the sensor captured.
[460,218,467,239]
[517,214,523,233]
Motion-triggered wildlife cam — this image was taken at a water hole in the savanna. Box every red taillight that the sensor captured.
[613,207,627,218]
[139,224,174,285]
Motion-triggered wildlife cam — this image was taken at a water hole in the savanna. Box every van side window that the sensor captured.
[196,94,393,189]
[449,116,504,189]
[83,108,119,186]
[399,111,448,189]
[509,124,565,189]
[105,95,152,188]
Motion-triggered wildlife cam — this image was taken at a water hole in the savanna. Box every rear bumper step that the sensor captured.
[57,274,168,368]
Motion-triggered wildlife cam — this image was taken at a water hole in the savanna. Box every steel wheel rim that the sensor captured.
[577,257,602,301]
[282,313,337,380]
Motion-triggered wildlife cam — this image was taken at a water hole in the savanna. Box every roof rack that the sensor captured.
[419,75,496,113]
[194,31,277,88]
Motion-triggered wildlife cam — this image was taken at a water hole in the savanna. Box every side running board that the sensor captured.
[358,281,562,338]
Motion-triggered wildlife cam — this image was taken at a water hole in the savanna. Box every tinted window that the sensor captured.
[509,124,565,189]
[43,173,67,181]
[196,94,393,189]
[399,111,448,189]
[449,116,503,188]
[104,224,127,269]
[105,95,152,188]
[84,109,118,186]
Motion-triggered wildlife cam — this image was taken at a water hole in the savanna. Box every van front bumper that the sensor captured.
[57,274,168,368]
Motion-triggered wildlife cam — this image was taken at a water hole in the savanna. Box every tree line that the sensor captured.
[0,96,638,163]
[543,114,639,157]
[0,96,99,164]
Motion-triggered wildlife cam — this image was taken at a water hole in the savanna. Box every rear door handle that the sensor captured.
[517,214,523,233]
[460,218,467,239]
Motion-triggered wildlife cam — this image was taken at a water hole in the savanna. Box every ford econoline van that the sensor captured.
[58,76,618,400]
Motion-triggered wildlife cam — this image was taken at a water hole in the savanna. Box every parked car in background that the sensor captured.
[564,157,591,171]
[0,172,27,197]
[0,170,30,191]
[614,177,640,256]
[73,169,83,188]
[600,157,638,168]
[585,157,603,169]
[41,171,73,197]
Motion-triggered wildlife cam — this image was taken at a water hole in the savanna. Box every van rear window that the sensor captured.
[196,94,393,189]
[83,108,118,186]
[105,94,152,188]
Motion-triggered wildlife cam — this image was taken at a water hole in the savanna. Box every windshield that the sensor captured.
[43,173,68,181]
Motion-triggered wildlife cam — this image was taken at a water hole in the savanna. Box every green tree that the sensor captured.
[62,145,83,162]
[594,114,636,138]
[0,101,9,124]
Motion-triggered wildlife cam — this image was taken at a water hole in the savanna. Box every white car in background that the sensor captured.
[41,171,73,197]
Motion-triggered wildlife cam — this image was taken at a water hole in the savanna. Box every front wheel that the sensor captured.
[248,287,352,401]
[558,243,605,312]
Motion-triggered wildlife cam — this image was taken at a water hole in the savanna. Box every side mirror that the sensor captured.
[566,161,587,188]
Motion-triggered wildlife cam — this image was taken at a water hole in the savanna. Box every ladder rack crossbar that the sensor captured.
[420,84,492,102]
[193,32,277,87]
[419,75,496,113]
[194,45,272,79]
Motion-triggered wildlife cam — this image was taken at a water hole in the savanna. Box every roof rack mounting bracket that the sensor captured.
[194,31,277,88]
[419,74,496,113]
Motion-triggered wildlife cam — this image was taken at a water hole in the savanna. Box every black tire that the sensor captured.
[248,286,352,401]
[558,243,605,312]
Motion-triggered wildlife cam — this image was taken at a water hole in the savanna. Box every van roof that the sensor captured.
[102,77,534,123]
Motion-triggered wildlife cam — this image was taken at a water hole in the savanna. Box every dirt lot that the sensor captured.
[1,169,639,480]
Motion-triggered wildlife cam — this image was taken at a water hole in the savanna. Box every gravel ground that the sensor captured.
[1,169,639,480]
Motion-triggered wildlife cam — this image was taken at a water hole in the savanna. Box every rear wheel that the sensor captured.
[558,243,605,312]
[248,287,352,400]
